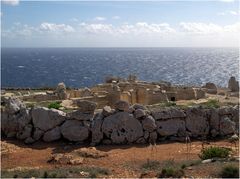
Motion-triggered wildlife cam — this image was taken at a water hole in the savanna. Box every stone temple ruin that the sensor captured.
[20,75,208,108]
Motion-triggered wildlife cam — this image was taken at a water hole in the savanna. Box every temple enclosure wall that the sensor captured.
[1,97,239,145]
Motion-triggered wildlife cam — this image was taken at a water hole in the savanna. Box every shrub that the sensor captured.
[48,101,62,109]
[141,160,161,170]
[199,146,230,160]
[202,99,220,108]
[158,167,184,178]
[220,165,239,178]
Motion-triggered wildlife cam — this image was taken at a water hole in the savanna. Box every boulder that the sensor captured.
[55,82,68,99]
[102,112,143,144]
[132,104,147,110]
[61,120,89,142]
[43,127,61,142]
[219,117,236,135]
[156,119,185,136]
[67,110,94,121]
[228,76,239,92]
[24,137,35,144]
[209,109,220,131]
[151,108,186,120]
[4,97,26,114]
[32,107,66,131]
[185,107,209,137]
[149,131,158,144]
[136,137,146,144]
[134,109,146,119]
[102,106,113,117]
[16,124,32,140]
[75,100,97,113]
[114,100,130,112]
[142,115,157,132]
[91,113,104,145]
[33,128,45,141]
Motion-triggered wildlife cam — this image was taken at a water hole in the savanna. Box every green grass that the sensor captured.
[141,160,161,171]
[158,167,185,178]
[1,166,110,178]
[199,146,231,160]
[48,101,62,109]
[220,165,239,178]
[201,99,220,108]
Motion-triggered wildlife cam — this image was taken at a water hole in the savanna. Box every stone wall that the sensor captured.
[1,97,238,145]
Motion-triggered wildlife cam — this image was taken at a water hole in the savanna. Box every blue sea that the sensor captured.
[1,48,239,88]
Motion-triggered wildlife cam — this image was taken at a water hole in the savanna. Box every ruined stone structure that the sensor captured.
[228,76,239,92]
[1,97,238,145]
[17,76,206,108]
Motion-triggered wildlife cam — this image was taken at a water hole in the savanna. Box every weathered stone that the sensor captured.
[102,112,143,144]
[43,127,61,142]
[151,108,185,120]
[4,97,26,114]
[55,82,68,100]
[61,120,89,142]
[102,106,113,117]
[136,137,146,144]
[132,104,147,110]
[142,115,157,132]
[67,110,94,121]
[156,119,185,136]
[203,82,217,94]
[144,131,149,140]
[24,137,35,144]
[219,117,236,135]
[134,109,146,119]
[209,109,220,131]
[75,100,97,113]
[185,107,209,137]
[102,139,112,145]
[33,128,44,141]
[91,113,104,145]
[32,107,66,131]
[228,76,239,92]
[114,100,130,111]
[149,131,158,144]
[16,124,32,140]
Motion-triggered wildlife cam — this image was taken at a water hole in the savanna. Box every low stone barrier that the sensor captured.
[1,97,239,145]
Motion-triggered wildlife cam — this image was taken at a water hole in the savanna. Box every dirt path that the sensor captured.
[1,139,239,177]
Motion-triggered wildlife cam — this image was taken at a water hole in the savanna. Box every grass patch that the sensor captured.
[158,167,185,178]
[199,146,231,160]
[141,160,161,171]
[201,99,220,108]
[1,166,110,178]
[220,165,239,178]
[48,101,62,109]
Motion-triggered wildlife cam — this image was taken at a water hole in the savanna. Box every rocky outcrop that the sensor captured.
[1,98,238,145]
[228,76,239,92]
[55,82,68,100]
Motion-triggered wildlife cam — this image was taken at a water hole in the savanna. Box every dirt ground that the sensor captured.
[1,139,239,178]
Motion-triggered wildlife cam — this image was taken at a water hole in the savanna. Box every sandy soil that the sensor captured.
[1,139,239,178]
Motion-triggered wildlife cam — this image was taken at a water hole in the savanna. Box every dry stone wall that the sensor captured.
[1,97,239,145]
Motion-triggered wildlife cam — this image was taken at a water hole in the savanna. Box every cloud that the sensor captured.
[2,0,19,6]
[219,0,235,2]
[218,10,239,16]
[94,16,106,21]
[112,16,120,20]
[40,22,75,32]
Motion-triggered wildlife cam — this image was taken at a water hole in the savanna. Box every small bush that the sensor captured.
[48,101,62,109]
[202,99,220,108]
[141,160,161,170]
[158,167,184,178]
[220,165,239,178]
[199,146,230,160]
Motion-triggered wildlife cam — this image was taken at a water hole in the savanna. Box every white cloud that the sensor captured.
[2,0,19,6]
[94,16,106,21]
[40,22,75,32]
[112,16,120,20]
[218,10,239,16]
[219,0,235,2]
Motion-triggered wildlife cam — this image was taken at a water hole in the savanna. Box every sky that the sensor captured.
[1,0,240,47]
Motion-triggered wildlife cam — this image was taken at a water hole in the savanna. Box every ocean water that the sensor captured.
[1,47,239,88]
